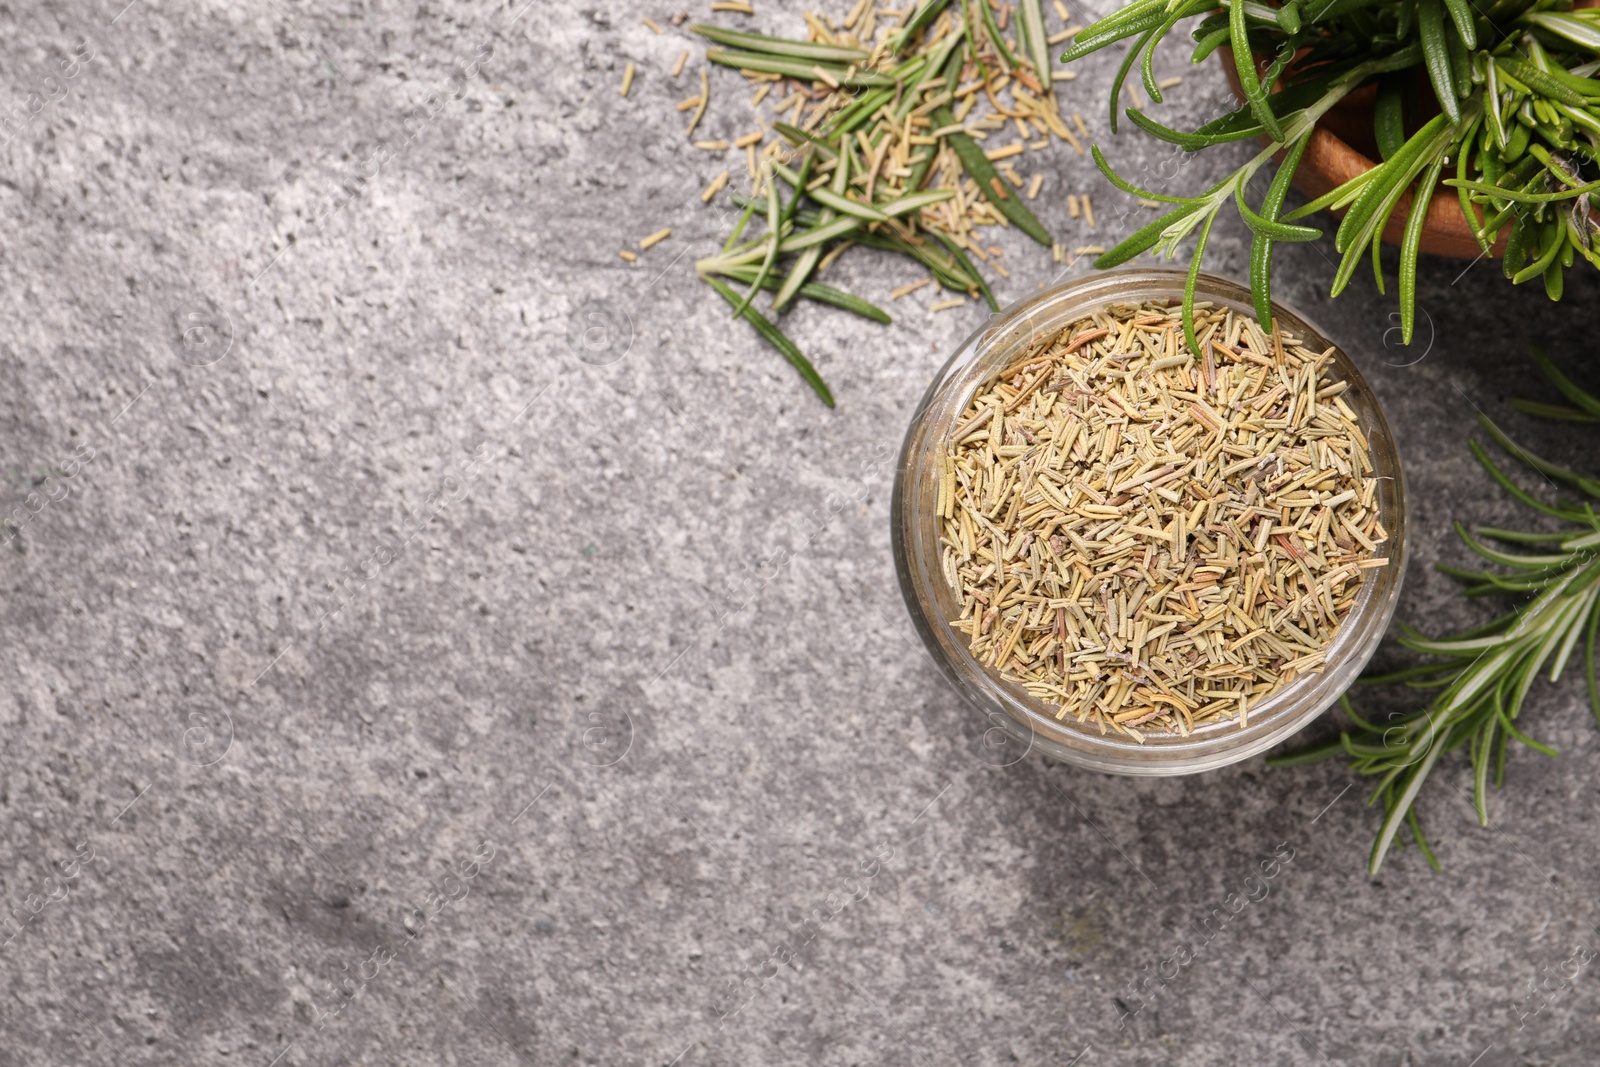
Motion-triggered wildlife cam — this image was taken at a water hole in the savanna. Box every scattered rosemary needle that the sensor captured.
[686,68,710,138]
[891,277,934,299]
[940,300,1387,740]
[685,0,1074,404]
[701,170,731,202]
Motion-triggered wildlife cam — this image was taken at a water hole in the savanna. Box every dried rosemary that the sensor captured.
[938,300,1390,740]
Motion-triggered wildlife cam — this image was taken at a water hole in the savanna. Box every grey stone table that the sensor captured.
[3,2,1598,1065]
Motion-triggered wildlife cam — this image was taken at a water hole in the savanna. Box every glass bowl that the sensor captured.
[891,269,1408,776]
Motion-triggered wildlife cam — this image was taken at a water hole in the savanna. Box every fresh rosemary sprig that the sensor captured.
[1270,349,1600,874]
[1059,0,1600,343]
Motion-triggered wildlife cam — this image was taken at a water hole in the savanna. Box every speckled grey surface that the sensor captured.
[3,2,1600,1065]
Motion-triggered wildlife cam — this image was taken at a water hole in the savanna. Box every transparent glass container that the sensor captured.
[891,270,1408,775]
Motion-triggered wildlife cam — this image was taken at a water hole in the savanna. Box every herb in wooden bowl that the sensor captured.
[1057,0,1600,347]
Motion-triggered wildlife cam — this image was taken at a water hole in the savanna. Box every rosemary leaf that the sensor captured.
[732,164,783,319]
[705,276,834,407]
[704,49,896,86]
[1018,0,1054,96]
[931,106,1054,245]
[691,24,872,63]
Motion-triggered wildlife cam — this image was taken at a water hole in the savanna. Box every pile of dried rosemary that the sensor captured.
[938,300,1391,739]
[686,0,1096,405]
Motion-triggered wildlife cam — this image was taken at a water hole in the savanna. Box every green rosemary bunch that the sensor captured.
[1061,0,1600,350]
[1271,349,1600,874]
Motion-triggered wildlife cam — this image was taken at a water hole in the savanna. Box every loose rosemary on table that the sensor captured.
[940,300,1389,739]
[685,0,1087,406]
